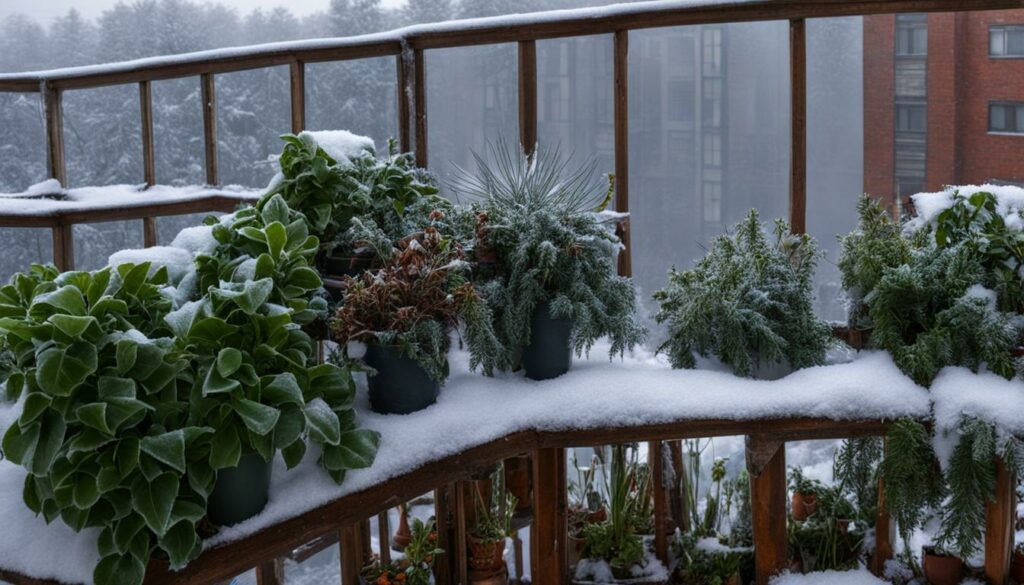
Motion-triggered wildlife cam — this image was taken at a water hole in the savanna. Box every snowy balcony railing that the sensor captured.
[0,1,1023,585]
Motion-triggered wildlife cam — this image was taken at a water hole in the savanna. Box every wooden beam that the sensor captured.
[289,60,305,135]
[613,30,631,278]
[454,481,470,585]
[746,435,787,585]
[339,525,361,585]
[413,49,427,168]
[200,73,218,186]
[377,511,391,565]
[254,559,283,585]
[530,447,567,585]
[871,438,894,576]
[140,80,158,248]
[51,224,73,272]
[650,440,669,564]
[433,487,452,585]
[788,18,807,234]
[985,457,1016,585]
[518,40,537,157]
[397,52,412,154]
[43,84,66,187]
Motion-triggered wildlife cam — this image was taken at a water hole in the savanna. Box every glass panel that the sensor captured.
[73,221,144,272]
[0,228,53,284]
[64,85,143,187]
[0,93,47,193]
[153,78,205,186]
[216,66,290,188]
[306,57,399,154]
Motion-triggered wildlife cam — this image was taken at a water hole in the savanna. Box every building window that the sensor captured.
[667,78,695,124]
[990,25,1024,57]
[702,177,722,223]
[702,132,721,167]
[989,102,1024,134]
[702,27,722,77]
[896,14,928,56]
[895,104,927,132]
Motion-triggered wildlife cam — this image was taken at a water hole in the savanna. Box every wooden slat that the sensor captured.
[254,559,284,585]
[871,438,894,576]
[788,18,807,235]
[984,457,1016,585]
[650,440,669,564]
[530,447,567,585]
[43,84,66,187]
[201,73,218,186]
[397,53,412,153]
[339,525,361,585]
[613,30,631,279]
[140,80,158,248]
[413,49,427,168]
[51,224,74,272]
[290,60,305,134]
[377,511,391,565]
[433,488,452,585]
[747,435,787,585]
[454,481,470,585]
[518,40,537,157]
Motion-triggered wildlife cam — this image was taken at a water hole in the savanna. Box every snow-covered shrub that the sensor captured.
[838,195,1020,387]
[453,142,646,362]
[653,209,833,377]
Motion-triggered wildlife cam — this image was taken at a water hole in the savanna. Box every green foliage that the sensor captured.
[654,209,833,377]
[455,143,646,363]
[470,468,516,543]
[833,438,882,522]
[671,532,749,585]
[935,417,998,559]
[839,196,1020,386]
[579,445,647,577]
[262,134,442,260]
[362,518,443,585]
[881,419,945,553]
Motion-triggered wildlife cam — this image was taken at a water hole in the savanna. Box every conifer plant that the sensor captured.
[452,142,646,380]
[653,209,833,378]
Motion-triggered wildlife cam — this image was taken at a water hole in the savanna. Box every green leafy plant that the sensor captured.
[331,222,504,382]
[788,467,822,498]
[361,518,442,585]
[471,473,517,543]
[579,445,647,578]
[453,142,646,362]
[654,209,833,377]
[671,532,749,585]
[881,419,945,567]
[839,195,1021,386]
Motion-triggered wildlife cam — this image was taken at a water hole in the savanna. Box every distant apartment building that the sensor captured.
[864,10,1024,210]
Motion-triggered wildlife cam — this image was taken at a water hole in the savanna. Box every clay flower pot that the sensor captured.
[467,535,506,574]
[1011,549,1024,584]
[585,507,608,524]
[922,546,964,585]
[392,504,412,551]
[791,491,817,521]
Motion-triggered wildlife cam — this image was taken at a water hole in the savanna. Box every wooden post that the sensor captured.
[200,73,218,186]
[413,49,428,168]
[434,486,453,585]
[613,30,632,278]
[43,83,66,187]
[984,457,1016,585]
[746,436,787,585]
[339,525,362,585]
[290,60,305,134]
[871,439,895,576]
[377,511,391,565]
[530,447,567,585]
[788,18,807,235]
[454,481,470,585]
[668,441,687,534]
[513,532,525,584]
[397,52,412,154]
[255,559,284,585]
[649,440,669,564]
[140,80,158,248]
[518,40,537,158]
[51,224,74,272]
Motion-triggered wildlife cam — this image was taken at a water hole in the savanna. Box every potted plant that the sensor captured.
[362,517,443,585]
[921,545,964,585]
[331,223,503,414]
[467,473,516,580]
[452,142,646,380]
[788,468,820,522]
[569,451,608,569]
[671,533,748,585]
[653,210,834,379]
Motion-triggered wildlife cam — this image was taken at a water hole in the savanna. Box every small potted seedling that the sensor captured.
[921,545,964,585]
[788,468,819,522]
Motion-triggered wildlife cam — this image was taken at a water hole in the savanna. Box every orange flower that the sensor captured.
[376,575,389,585]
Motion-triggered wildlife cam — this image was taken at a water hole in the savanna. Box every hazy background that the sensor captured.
[0,0,864,321]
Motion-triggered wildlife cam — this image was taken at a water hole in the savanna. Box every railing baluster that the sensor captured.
[339,525,361,584]
[255,559,284,585]
[377,510,391,565]
[871,438,894,575]
[140,80,158,248]
[413,49,427,168]
[517,40,537,157]
[201,72,218,186]
[290,60,305,134]
[613,30,631,278]
[43,83,66,187]
[746,435,787,585]
[51,224,74,272]
[454,481,470,585]
[397,52,412,154]
[789,18,807,235]
[433,487,452,585]
[984,456,1016,584]
[650,440,669,564]
[530,447,567,585]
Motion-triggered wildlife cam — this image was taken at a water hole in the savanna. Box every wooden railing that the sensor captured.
[0,1,1022,584]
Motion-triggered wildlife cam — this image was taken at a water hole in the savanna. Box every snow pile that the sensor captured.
[907,183,1024,232]
[931,366,1024,445]
[573,536,668,584]
[300,130,376,164]
[0,182,260,217]
[770,569,890,585]
[170,224,219,256]
[108,246,195,284]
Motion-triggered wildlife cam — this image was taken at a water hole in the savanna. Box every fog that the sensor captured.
[0,0,865,321]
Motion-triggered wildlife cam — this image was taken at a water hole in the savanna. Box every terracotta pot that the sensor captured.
[467,536,506,574]
[922,547,964,585]
[586,507,608,524]
[392,505,411,551]
[503,454,532,512]
[1011,550,1024,584]
[568,534,586,569]
[791,492,817,521]
[725,573,742,585]
[470,564,508,585]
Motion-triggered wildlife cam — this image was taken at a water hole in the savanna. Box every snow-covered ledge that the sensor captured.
[0,182,260,219]
[0,345,930,584]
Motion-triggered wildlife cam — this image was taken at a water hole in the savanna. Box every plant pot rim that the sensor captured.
[922,545,961,559]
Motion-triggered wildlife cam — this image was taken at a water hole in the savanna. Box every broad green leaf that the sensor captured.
[203,366,240,396]
[29,410,67,475]
[288,267,321,291]
[254,253,275,279]
[20,392,51,425]
[1,421,38,466]
[115,339,138,374]
[333,429,380,469]
[72,473,100,510]
[31,285,86,317]
[159,520,200,570]
[209,423,241,470]
[233,399,280,436]
[98,376,136,399]
[171,500,205,525]
[131,472,178,537]
[260,193,289,226]
[94,554,145,585]
[112,514,146,555]
[117,263,151,296]
[77,403,112,436]
[281,439,306,469]
[48,314,97,339]
[308,363,355,408]
[304,399,340,446]
[216,347,242,378]
[261,373,303,406]
[35,342,97,396]
[265,222,287,259]
[273,405,304,449]
[140,431,186,474]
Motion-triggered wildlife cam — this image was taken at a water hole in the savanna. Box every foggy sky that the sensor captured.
[0,0,406,25]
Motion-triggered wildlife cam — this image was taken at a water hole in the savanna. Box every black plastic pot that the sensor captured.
[321,253,377,278]
[521,302,573,381]
[208,452,272,527]
[364,344,440,415]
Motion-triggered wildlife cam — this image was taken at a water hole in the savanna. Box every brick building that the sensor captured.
[864,10,1024,210]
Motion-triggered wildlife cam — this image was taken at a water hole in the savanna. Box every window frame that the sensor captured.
[989,25,1024,58]
[988,101,1024,135]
